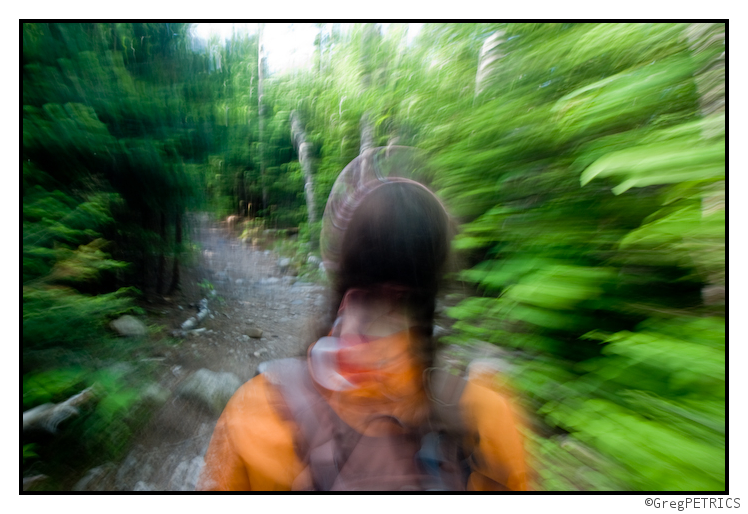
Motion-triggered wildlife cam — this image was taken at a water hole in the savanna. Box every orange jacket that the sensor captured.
[198,338,528,491]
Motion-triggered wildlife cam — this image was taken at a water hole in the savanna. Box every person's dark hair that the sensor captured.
[311,182,453,368]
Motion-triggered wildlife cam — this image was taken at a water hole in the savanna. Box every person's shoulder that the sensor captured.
[222,373,278,423]
[459,360,522,424]
[459,360,530,491]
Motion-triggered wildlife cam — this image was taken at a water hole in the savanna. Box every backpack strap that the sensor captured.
[262,360,473,491]
[420,367,472,489]
[423,367,468,435]
[261,358,362,491]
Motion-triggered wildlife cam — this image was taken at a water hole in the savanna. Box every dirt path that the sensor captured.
[71,214,505,491]
[75,214,329,491]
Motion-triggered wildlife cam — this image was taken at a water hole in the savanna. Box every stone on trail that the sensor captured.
[73,463,115,491]
[467,357,514,376]
[278,257,292,273]
[181,317,198,330]
[110,315,148,337]
[433,325,448,338]
[170,456,204,491]
[133,481,155,491]
[176,369,242,415]
[22,474,48,491]
[259,277,280,285]
[245,327,263,338]
[141,382,171,406]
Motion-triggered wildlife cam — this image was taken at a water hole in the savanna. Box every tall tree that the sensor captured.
[257,24,268,211]
[291,111,317,228]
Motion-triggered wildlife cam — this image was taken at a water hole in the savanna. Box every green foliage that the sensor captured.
[23,363,152,477]
[23,444,39,465]
[82,365,146,457]
[23,367,87,410]
[274,23,724,489]
[22,187,136,351]
[23,22,724,491]
[412,22,723,490]
[198,279,215,293]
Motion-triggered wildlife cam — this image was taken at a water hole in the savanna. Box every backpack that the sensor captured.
[259,358,472,491]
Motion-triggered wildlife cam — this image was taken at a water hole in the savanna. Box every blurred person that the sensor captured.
[197,147,528,491]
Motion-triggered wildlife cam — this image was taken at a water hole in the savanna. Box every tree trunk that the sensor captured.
[235,171,246,216]
[360,112,374,155]
[167,210,182,294]
[291,111,317,227]
[156,210,166,294]
[475,30,506,102]
[258,24,268,213]
[685,23,725,305]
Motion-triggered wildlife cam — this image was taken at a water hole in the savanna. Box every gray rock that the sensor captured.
[307,255,322,265]
[141,383,170,406]
[133,481,155,491]
[107,362,135,377]
[110,315,148,337]
[254,348,268,357]
[176,369,243,415]
[181,317,198,330]
[467,357,515,376]
[235,278,244,285]
[115,453,140,490]
[22,474,48,491]
[245,327,263,338]
[73,463,115,491]
[259,277,280,285]
[170,456,204,491]
[433,325,448,338]
[291,299,304,305]
[282,276,297,286]
[278,258,292,273]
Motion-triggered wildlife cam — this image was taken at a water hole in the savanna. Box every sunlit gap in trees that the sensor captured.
[192,23,423,74]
